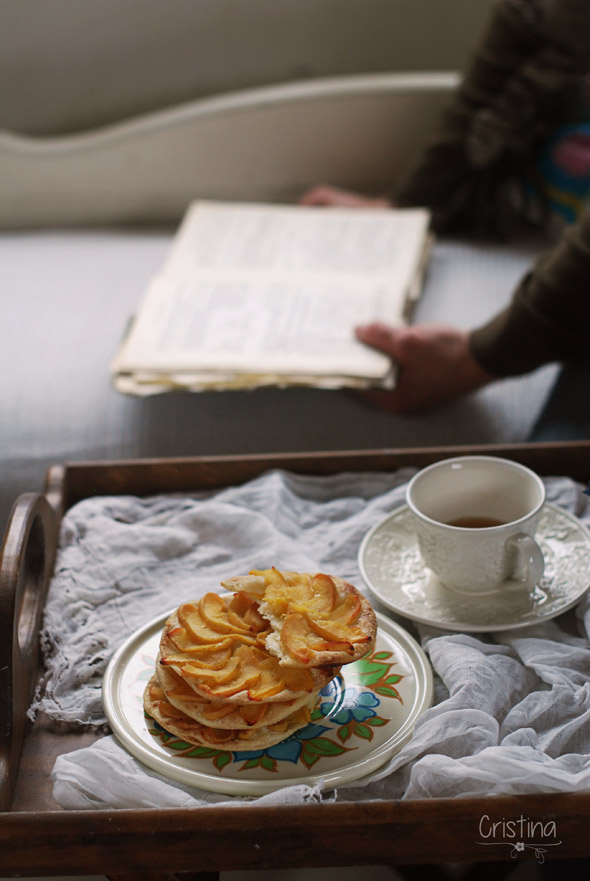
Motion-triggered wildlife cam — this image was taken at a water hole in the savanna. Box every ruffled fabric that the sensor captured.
[38,469,590,810]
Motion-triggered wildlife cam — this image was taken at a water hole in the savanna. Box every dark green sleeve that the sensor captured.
[394,0,590,234]
[469,211,590,375]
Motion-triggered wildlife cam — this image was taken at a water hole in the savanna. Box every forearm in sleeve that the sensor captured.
[469,211,590,375]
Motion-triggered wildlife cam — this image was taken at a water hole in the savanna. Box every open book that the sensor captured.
[111,200,432,395]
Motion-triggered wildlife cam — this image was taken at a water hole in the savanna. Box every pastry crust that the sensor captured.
[159,603,337,703]
[157,654,318,728]
[144,675,315,751]
[143,568,377,751]
[222,569,377,667]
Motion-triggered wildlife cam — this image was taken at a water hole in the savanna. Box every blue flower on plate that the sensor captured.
[320,687,380,725]
[232,722,330,765]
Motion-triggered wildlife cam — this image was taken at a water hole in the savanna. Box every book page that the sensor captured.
[112,200,432,392]
[164,200,430,283]
[114,271,393,378]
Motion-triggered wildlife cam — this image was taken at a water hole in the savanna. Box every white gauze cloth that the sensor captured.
[34,469,590,809]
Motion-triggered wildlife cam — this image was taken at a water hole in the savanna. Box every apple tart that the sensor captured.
[143,568,376,751]
[222,568,377,667]
[144,676,317,751]
[157,654,319,728]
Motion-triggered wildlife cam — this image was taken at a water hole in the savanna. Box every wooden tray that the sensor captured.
[1,441,590,879]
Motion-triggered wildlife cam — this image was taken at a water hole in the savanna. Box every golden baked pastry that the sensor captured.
[144,676,316,751]
[159,594,337,703]
[157,654,318,728]
[222,568,376,667]
[143,568,376,751]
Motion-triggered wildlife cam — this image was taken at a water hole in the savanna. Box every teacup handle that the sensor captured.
[505,532,544,590]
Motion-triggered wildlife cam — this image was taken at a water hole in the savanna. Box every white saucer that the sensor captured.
[358,503,590,633]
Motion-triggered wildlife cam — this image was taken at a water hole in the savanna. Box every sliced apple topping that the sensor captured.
[197,645,272,699]
[178,652,243,687]
[144,671,316,751]
[200,727,237,745]
[201,702,239,722]
[146,681,196,725]
[252,568,312,617]
[223,568,375,666]
[198,591,257,635]
[176,601,228,645]
[305,612,369,646]
[247,652,315,701]
[145,569,375,752]
[220,574,267,597]
[238,568,358,623]
[162,666,207,703]
[166,625,234,656]
[236,702,269,727]
[280,612,354,664]
[227,591,269,633]
[177,597,261,646]
[161,641,234,671]
[328,592,362,625]
[307,572,337,613]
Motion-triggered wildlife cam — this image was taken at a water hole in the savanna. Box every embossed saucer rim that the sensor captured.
[358,502,590,633]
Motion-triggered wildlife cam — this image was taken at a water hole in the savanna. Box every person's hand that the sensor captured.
[355,322,495,414]
[299,184,391,209]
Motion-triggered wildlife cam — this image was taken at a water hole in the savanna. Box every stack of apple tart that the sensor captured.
[144,567,377,751]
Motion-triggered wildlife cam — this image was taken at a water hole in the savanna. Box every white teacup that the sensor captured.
[406,456,545,595]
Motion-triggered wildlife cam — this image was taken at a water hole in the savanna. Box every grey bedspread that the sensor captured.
[0,229,558,537]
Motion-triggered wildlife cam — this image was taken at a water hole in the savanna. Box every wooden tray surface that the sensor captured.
[1,442,589,877]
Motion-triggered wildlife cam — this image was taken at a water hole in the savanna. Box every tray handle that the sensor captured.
[0,493,57,810]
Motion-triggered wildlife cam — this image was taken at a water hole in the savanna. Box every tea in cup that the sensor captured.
[406,456,545,595]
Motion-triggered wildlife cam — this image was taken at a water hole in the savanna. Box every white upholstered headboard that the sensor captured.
[2,0,491,136]
[0,72,458,229]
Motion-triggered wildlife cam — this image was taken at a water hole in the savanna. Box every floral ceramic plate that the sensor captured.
[358,503,590,633]
[102,609,433,796]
